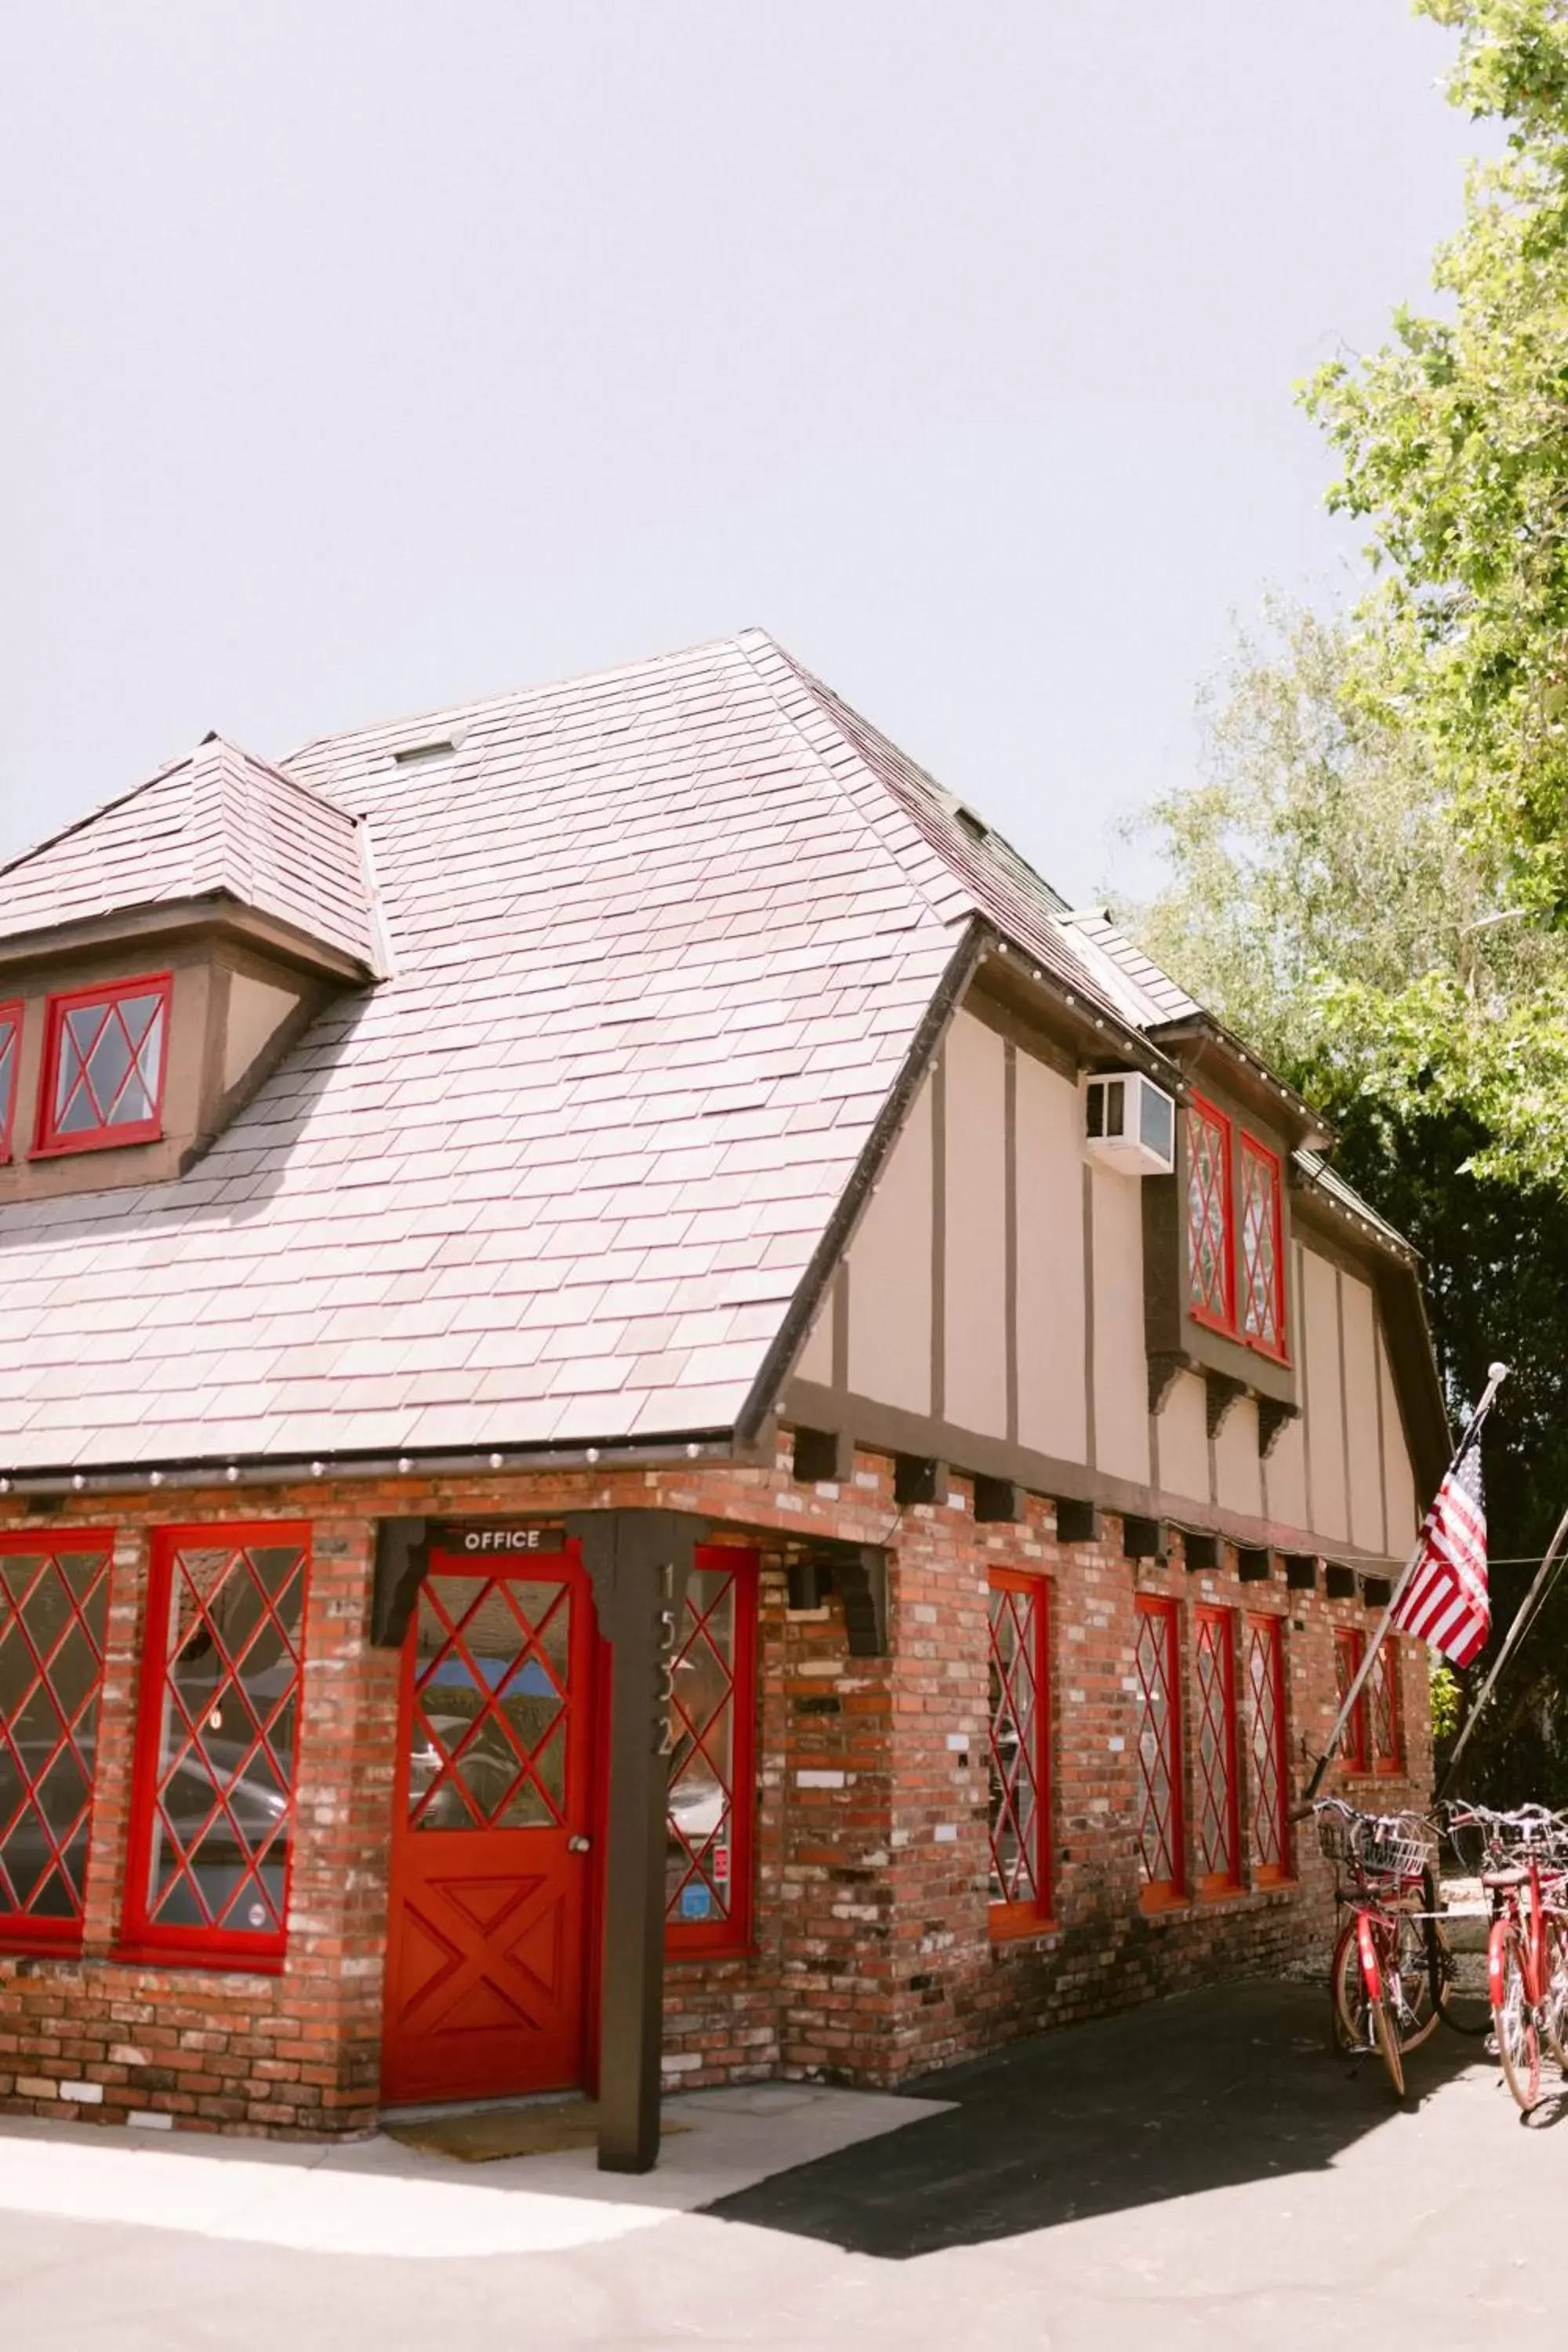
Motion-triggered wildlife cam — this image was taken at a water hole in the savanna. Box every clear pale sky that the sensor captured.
[0,3,1481,900]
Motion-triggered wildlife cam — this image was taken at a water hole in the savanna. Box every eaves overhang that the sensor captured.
[0,1428,744,1501]
[1148,1013,1333,1150]
[0,891,379,988]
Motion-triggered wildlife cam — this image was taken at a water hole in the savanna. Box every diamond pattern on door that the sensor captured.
[383,1554,595,2107]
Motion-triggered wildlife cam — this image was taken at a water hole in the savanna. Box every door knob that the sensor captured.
[568,1835,591,1853]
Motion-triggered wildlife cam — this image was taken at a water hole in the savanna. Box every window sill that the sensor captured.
[989,1908,1060,1944]
[1138,1886,1189,1917]
[0,1933,85,1964]
[31,1125,163,1160]
[111,1944,285,1979]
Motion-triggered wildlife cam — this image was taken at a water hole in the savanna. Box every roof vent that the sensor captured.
[954,806,989,841]
[392,737,459,769]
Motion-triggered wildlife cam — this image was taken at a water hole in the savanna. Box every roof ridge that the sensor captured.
[728,631,974,935]
[735,632,1135,1029]
[281,629,761,774]
[203,731,361,831]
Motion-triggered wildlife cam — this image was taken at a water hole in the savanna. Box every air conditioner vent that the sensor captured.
[1083,1072,1175,1175]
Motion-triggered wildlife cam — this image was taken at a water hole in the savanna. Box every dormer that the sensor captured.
[0,733,380,1203]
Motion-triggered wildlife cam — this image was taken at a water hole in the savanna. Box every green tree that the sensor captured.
[1306,0,1568,909]
[1121,611,1568,1798]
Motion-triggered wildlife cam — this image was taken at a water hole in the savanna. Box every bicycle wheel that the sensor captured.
[1371,1991,1406,2098]
[1541,1914,1568,2070]
[1330,1919,1365,2053]
[1387,1908,1443,2052]
[1427,1912,1493,2037]
[1490,1918,1541,2113]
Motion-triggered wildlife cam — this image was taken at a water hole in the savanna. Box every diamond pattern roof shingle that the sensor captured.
[0,629,1410,1474]
[0,733,376,970]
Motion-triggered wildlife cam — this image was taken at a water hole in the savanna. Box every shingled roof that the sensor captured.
[0,630,1411,1478]
[0,731,378,971]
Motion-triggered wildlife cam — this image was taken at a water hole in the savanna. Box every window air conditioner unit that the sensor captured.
[1083,1072,1176,1175]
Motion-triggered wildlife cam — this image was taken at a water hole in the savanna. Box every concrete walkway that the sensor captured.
[0,1983,1562,2350]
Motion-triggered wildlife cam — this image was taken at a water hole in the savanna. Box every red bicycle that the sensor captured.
[1450,1802,1568,2114]
[1317,1798,1450,2097]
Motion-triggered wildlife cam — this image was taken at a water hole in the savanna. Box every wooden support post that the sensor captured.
[565,1508,702,2175]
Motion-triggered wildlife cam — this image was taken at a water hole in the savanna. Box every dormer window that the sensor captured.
[1239,1135,1287,1357]
[1184,1094,1289,1361]
[0,1001,19,1160]
[35,975,171,1155]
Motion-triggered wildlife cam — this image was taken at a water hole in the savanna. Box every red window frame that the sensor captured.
[1192,1606,1241,1896]
[1185,1095,1236,1334]
[1334,1627,1370,1774]
[1134,1594,1185,1910]
[0,1530,113,1956]
[120,1523,310,1971]
[1245,1612,1292,1886]
[1370,1639,1403,1777]
[664,1547,757,1958]
[0,1000,21,1162]
[987,1567,1053,1936]
[34,971,172,1156]
[1238,1134,1288,1360]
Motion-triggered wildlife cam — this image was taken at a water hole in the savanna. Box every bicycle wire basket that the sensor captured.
[1314,1807,1359,1865]
[1354,1814,1433,1880]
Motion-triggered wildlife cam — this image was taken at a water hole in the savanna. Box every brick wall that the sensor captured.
[0,1450,1428,2133]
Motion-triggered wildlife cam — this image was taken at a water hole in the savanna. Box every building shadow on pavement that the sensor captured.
[701,1979,1483,2260]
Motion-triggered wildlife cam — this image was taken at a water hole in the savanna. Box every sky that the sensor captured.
[0,2,1486,903]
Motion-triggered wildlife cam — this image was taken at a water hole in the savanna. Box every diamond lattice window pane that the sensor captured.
[665,1566,742,1923]
[0,1544,111,1933]
[143,1539,306,1940]
[1186,1105,1233,1323]
[410,1573,573,1832]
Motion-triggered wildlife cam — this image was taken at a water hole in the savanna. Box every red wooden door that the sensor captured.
[381,1548,597,2105]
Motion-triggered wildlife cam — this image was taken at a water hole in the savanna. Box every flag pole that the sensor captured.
[1298,1361,1508,1808]
[1435,1494,1568,1802]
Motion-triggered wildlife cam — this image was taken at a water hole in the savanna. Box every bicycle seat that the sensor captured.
[1482,1867,1529,1889]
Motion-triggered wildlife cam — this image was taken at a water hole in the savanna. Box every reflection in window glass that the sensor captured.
[408,1575,570,1831]
[0,1542,111,1940]
[141,1538,307,1945]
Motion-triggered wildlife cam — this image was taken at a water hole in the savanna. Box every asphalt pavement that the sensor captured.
[0,1981,1559,2350]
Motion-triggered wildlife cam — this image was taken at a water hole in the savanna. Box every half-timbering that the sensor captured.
[0,633,1443,2162]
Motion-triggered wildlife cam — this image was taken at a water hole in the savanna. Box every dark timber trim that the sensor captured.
[564,1508,703,2176]
[973,1475,1023,1524]
[894,1454,945,1508]
[840,1547,890,1656]
[791,1426,854,1486]
[369,1517,430,1648]
[1204,1373,1246,1441]
[732,922,986,1447]
[1054,1497,1101,1544]
[1257,1397,1298,1460]
[782,1380,1405,1573]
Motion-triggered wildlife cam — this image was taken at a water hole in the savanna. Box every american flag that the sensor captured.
[1392,1421,1490,1667]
